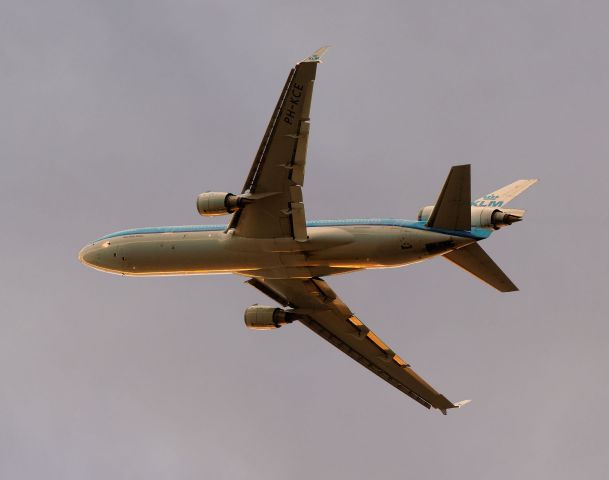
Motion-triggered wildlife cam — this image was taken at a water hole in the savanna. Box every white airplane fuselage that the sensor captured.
[75,45,537,412]
[79,220,490,278]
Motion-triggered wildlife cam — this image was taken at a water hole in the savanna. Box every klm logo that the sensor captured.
[471,194,504,208]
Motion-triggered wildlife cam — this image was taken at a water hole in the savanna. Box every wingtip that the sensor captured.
[302,46,331,63]
[439,399,472,415]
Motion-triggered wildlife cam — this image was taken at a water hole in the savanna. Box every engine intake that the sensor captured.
[244,305,296,330]
[196,192,249,216]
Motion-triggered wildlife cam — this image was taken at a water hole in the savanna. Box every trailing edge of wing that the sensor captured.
[247,276,465,414]
[227,49,326,240]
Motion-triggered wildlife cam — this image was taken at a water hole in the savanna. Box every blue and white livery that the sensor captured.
[79,48,537,414]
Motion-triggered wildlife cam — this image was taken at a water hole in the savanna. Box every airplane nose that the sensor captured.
[78,241,123,272]
[78,243,99,267]
[78,242,108,269]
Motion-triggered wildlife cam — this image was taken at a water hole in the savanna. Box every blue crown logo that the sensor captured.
[483,194,499,200]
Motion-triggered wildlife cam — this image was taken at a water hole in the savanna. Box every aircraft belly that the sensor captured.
[306,226,471,268]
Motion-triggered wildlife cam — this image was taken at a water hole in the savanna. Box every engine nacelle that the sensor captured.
[244,305,295,330]
[196,192,248,216]
[418,205,522,230]
[417,205,435,222]
[470,207,522,229]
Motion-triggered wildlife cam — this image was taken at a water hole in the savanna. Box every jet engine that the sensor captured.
[470,207,522,229]
[417,206,522,230]
[417,206,435,223]
[244,305,296,330]
[196,192,250,216]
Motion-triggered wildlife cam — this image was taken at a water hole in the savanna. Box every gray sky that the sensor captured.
[2,1,609,478]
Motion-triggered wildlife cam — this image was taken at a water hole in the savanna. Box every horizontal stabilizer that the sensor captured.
[427,165,471,231]
[443,243,518,292]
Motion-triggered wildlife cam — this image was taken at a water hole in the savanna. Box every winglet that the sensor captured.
[301,46,331,63]
[453,399,472,408]
[440,399,472,415]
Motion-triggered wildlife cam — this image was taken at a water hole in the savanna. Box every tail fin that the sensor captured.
[443,243,518,292]
[426,164,471,230]
[472,179,538,208]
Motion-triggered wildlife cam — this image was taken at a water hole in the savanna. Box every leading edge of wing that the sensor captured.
[247,276,469,415]
[239,46,329,197]
[226,47,328,239]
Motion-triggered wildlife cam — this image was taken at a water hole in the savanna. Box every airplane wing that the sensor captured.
[227,47,329,241]
[247,276,469,414]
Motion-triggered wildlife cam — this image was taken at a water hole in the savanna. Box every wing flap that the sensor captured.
[299,312,438,409]
[228,48,328,239]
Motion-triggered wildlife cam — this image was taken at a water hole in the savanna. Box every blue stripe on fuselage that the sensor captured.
[96,219,492,241]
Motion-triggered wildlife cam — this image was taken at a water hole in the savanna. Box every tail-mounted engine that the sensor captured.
[244,305,298,330]
[196,192,251,216]
[418,205,523,230]
[470,207,522,229]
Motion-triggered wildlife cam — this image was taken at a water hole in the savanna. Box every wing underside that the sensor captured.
[233,50,468,413]
[247,276,467,413]
[227,47,329,240]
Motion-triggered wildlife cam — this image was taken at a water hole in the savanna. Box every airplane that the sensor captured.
[79,47,537,414]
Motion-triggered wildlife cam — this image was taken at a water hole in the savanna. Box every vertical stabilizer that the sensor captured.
[472,179,538,208]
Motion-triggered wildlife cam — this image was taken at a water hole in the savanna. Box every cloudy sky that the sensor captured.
[2,1,609,478]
